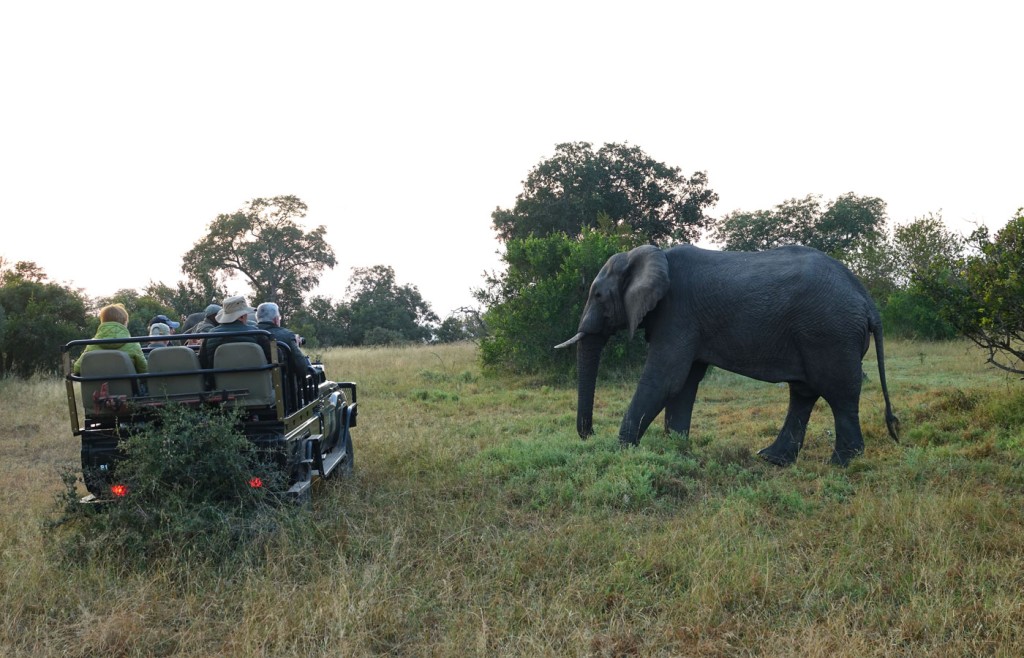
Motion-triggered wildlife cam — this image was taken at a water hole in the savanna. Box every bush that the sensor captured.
[881,286,958,340]
[477,228,648,377]
[54,404,293,566]
[364,326,408,346]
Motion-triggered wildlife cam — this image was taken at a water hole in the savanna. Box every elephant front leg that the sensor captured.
[758,383,819,466]
[664,362,708,436]
[618,377,670,446]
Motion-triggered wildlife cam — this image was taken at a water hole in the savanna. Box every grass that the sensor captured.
[2,339,1024,655]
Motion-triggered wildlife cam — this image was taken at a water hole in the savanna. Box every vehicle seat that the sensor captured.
[213,342,275,406]
[147,346,203,398]
[79,350,137,416]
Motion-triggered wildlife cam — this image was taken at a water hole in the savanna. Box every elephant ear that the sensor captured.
[623,245,669,337]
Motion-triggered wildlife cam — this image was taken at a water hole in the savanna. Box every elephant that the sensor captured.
[555,244,899,466]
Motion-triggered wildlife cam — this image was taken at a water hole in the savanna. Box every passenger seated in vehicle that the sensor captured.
[148,313,180,334]
[148,322,172,347]
[73,303,148,375]
[182,304,221,346]
[256,302,312,377]
[198,295,273,369]
[191,304,221,334]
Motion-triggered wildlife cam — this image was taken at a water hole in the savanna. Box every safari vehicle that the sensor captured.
[62,330,357,503]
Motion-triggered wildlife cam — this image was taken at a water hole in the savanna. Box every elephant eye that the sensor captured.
[595,291,603,299]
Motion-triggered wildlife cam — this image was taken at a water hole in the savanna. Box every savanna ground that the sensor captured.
[2,339,1023,656]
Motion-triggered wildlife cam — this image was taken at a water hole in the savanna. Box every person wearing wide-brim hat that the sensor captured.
[198,295,272,369]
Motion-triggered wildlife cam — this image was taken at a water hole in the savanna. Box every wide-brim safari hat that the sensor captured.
[216,296,256,324]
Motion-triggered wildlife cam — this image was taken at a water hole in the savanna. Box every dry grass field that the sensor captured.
[2,339,1023,656]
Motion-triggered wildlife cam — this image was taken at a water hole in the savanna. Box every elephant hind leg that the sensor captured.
[828,401,865,467]
[758,383,819,467]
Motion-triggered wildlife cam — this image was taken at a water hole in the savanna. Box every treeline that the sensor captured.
[0,196,483,377]
[3,144,1021,379]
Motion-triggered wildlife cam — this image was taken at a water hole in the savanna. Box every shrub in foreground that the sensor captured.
[53,404,295,566]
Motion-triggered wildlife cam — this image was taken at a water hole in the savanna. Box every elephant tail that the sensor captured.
[871,316,900,443]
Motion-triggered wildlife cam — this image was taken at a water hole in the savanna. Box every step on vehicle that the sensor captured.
[62,330,357,503]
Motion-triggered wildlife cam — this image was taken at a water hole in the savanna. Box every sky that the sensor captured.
[2,1,1021,317]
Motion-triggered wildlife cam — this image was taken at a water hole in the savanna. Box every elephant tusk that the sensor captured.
[553,332,585,349]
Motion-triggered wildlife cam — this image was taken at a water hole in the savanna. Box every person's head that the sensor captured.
[149,314,180,332]
[256,302,282,326]
[216,295,256,324]
[99,303,129,326]
[204,304,222,322]
[149,322,171,337]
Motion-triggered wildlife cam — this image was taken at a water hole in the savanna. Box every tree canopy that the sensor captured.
[0,261,88,376]
[183,195,336,316]
[918,210,1024,375]
[711,193,888,256]
[343,265,438,346]
[483,142,717,375]
[492,142,718,244]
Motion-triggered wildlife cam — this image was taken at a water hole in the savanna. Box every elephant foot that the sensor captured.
[757,446,797,467]
[829,447,863,467]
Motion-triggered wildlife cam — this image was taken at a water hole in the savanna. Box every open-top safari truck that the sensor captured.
[62,331,357,503]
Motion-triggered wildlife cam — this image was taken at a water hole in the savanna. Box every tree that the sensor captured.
[492,142,718,244]
[182,196,336,316]
[483,143,716,375]
[434,307,487,344]
[143,280,226,319]
[344,265,438,346]
[478,228,648,375]
[890,212,965,288]
[711,193,887,256]
[919,210,1024,374]
[289,295,348,348]
[0,263,88,377]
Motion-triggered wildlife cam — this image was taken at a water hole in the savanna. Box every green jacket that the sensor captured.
[72,322,148,374]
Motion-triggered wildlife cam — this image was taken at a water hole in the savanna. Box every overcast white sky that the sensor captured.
[2,1,1021,317]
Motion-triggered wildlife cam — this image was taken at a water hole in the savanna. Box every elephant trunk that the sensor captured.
[575,333,608,439]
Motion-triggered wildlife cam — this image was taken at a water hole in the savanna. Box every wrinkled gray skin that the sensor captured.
[557,244,900,466]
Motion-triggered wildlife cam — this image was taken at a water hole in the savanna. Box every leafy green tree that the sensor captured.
[881,286,958,340]
[873,213,966,339]
[840,237,898,307]
[143,280,226,319]
[918,210,1024,374]
[344,265,438,346]
[434,307,487,344]
[478,228,648,375]
[891,212,965,288]
[484,143,716,376]
[290,295,349,348]
[711,193,887,256]
[182,195,336,316]
[492,142,718,244]
[0,262,88,376]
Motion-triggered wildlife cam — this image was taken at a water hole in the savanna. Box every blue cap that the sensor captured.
[150,314,180,329]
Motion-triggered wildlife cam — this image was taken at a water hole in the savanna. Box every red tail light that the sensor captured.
[110,484,128,497]
[248,477,263,489]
